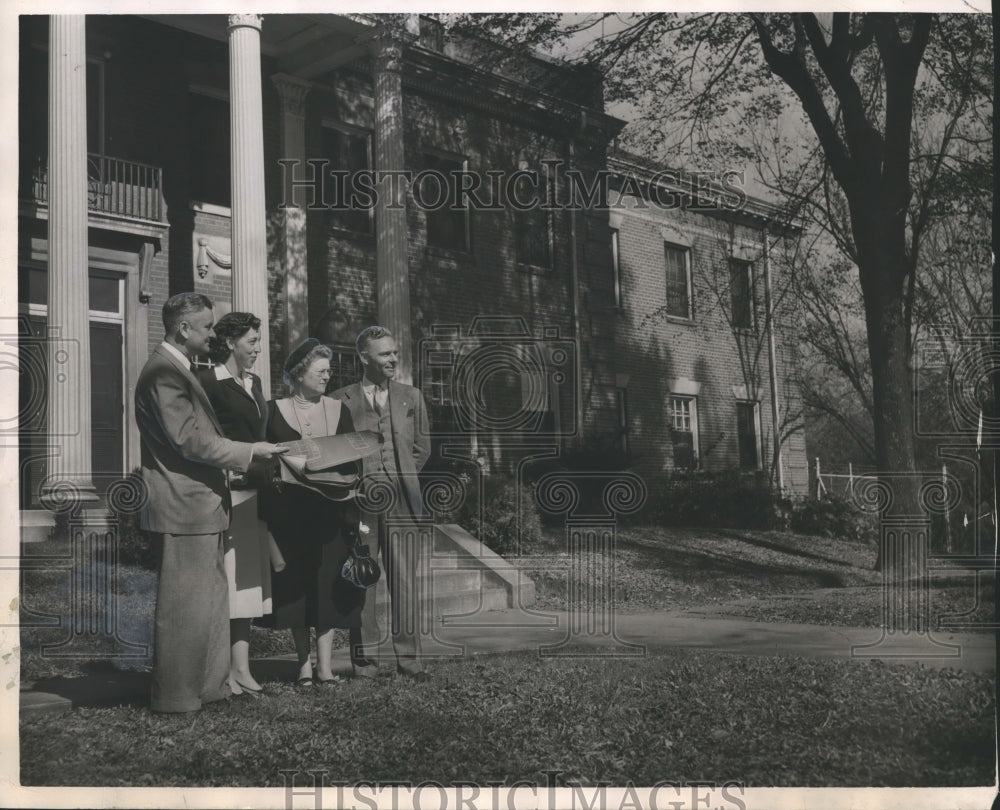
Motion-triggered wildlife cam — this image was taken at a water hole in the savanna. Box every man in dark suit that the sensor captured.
[332,325,431,680]
[135,292,286,713]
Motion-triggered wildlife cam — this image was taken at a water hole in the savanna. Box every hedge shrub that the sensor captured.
[790,493,878,544]
[644,470,787,529]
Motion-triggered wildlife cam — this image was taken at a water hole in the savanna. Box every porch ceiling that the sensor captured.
[141,13,375,77]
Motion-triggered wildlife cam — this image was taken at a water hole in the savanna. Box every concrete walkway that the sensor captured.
[20,609,994,717]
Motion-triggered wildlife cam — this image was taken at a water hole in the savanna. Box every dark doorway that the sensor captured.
[17,313,125,509]
[90,321,124,491]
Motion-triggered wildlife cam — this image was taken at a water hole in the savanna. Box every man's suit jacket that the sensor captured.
[332,379,430,517]
[135,345,252,534]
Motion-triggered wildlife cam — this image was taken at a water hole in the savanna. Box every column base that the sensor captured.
[39,480,101,506]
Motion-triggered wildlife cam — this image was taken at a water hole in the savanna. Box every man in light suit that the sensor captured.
[135,292,286,713]
[332,326,431,680]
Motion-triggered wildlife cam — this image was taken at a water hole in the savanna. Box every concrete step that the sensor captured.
[370,524,532,619]
[373,584,512,617]
[429,586,511,617]
[419,568,483,595]
[375,565,514,615]
[375,569,512,606]
[426,550,459,569]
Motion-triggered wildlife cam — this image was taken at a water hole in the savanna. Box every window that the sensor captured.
[519,368,550,412]
[89,274,121,314]
[321,124,373,234]
[616,387,629,452]
[425,363,453,407]
[418,151,469,251]
[422,357,458,435]
[736,401,761,470]
[327,347,361,393]
[513,168,553,268]
[664,244,691,319]
[18,266,127,505]
[730,259,755,329]
[518,365,556,434]
[189,92,230,206]
[610,227,622,307]
[669,395,698,470]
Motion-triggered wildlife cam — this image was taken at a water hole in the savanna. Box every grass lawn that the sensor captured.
[19,537,311,679]
[19,538,159,682]
[689,573,996,629]
[525,527,995,630]
[20,647,994,788]
[523,527,881,613]
[20,526,995,684]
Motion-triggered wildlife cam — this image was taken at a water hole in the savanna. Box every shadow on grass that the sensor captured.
[711,530,875,569]
[26,662,150,710]
[622,540,857,589]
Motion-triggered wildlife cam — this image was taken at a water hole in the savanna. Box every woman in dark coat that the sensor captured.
[258,338,365,686]
[198,311,273,696]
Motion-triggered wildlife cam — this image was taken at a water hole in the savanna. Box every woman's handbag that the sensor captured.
[341,541,381,590]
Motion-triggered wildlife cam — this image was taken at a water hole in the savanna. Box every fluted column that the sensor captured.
[228,14,271,396]
[372,17,417,384]
[272,73,312,356]
[45,15,97,503]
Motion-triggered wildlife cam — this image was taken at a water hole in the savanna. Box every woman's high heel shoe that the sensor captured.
[231,677,265,697]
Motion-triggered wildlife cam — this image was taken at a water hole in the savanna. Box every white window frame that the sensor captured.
[664,242,693,321]
[421,148,471,253]
[320,119,375,235]
[425,362,454,407]
[513,160,555,271]
[20,268,127,466]
[610,227,623,308]
[668,395,699,466]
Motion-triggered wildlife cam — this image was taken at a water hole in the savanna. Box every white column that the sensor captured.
[228,14,271,396]
[371,17,417,384]
[271,73,312,356]
[45,15,97,503]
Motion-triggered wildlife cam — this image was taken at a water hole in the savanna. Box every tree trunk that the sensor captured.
[856,234,919,572]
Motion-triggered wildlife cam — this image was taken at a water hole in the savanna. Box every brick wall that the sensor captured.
[301,70,585,470]
[601,193,809,492]
[35,15,808,493]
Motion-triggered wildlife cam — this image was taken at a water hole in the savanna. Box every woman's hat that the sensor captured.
[283,337,320,379]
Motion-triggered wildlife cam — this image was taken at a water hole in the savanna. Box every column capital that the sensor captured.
[271,72,313,119]
[369,14,419,73]
[228,14,262,32]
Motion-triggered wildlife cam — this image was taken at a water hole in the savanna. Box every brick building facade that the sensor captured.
[17,13,807,522]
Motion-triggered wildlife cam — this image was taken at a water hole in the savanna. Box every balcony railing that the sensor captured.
[27,153,165,223]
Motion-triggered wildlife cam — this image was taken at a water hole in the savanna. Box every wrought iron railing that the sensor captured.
[27,153,165,223]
